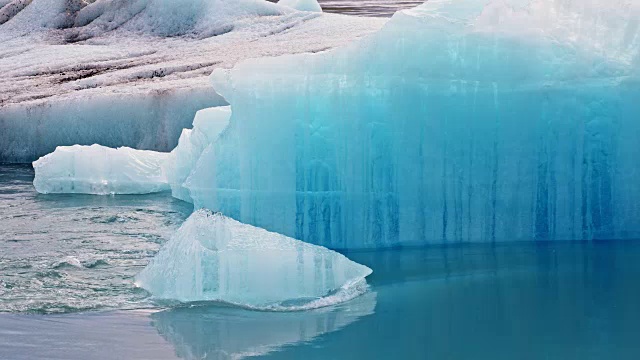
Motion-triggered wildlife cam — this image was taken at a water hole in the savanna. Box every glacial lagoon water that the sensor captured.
[2,165,640,359]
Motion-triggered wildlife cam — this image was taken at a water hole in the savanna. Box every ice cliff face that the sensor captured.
[187,0,640,248]
[0,0,385,162]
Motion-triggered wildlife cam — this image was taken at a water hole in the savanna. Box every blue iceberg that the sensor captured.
[185,0,640,248]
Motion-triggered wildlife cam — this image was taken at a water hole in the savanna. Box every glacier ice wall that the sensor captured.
[1,88,222,163]
[33,144,170,194]
[185,0,640,249]
[135,209,372,309]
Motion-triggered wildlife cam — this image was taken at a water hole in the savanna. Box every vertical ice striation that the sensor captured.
[185,0,640,249]
[135,209,372,309]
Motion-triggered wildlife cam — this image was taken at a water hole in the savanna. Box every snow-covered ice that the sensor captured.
[135,209,372,309]
[0,0,385,162]
[33,144,169,194]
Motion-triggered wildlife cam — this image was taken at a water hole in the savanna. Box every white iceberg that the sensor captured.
[32,144,169,194]
[135,209,372,309]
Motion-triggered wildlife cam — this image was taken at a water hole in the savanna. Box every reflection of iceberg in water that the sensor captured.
[150,291,376,360]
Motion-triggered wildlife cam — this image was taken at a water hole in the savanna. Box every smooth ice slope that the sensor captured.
[185,0,640,249]
[33,144,169,194]
[163,106,231,202]
[135,210,372,309]
[279,0,322,13]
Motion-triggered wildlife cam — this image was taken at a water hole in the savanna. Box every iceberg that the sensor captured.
[135,209,372,309]
[183,0,640,248]
[33,144,169,195]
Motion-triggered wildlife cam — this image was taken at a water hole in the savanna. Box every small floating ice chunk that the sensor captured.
[278,0,322,13]
[135,209,372,310]
[163,106,231,203]
[33,144,170,195]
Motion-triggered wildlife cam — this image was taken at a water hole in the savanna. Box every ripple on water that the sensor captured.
[0,164,193,314]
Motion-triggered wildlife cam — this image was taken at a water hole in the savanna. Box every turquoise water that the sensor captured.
[2,165,640,358]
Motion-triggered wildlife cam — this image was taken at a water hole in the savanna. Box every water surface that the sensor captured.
[2,166,640,359]
[0,165,192,313]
